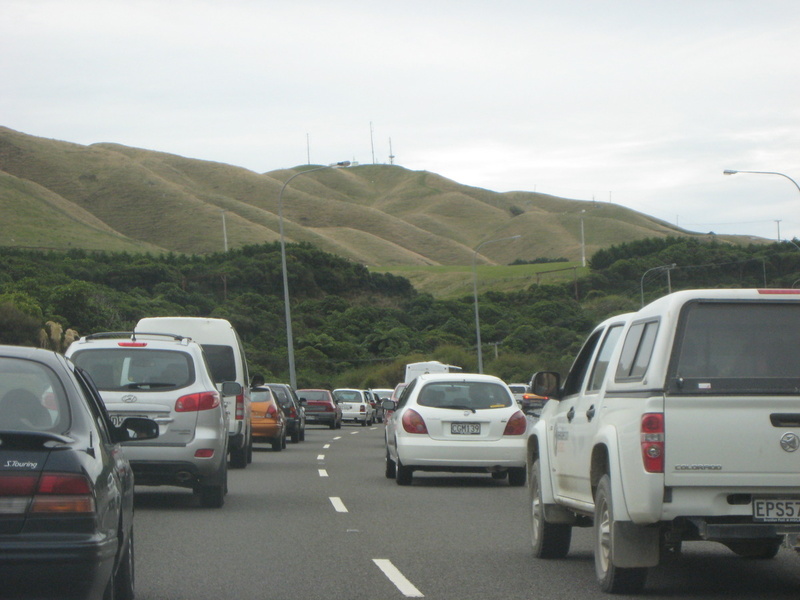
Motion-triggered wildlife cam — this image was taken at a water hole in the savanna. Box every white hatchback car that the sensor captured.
[384,373,528,486]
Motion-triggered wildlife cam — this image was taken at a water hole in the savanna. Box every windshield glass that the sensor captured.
[417,381,512,410]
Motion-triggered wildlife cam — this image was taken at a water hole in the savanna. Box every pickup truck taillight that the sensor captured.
[503,411,528,435]
[175,391,221,412]
[402,409,428,434]
[641,413,664,473]
[0,472,95,514]
[235,393,245,420]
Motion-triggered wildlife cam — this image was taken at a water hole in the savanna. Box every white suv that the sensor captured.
[66,332,232,508]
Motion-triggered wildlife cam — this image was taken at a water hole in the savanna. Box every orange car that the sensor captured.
[250,385,287,451]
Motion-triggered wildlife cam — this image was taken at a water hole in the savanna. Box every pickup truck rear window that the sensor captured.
[669,301,800,394]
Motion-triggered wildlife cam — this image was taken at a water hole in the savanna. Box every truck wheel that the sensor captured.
[594,475,647,593]
[529,459,571,558]
[724,539,782,559]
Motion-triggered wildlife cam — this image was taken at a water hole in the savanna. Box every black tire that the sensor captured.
[508,466,526,487]
[229,443,247,469]
[396,461,413,486]
[329,420,337,430]
[529,459,572,558]
[114,530,135,600]
[246,436,253,464]
[594,475,648,594]
[361,418,368,427]
[385,451,397,479]
[725,539,782,559]
[299,427,305,441]
[199,460,227,508]
[271,437,283,451]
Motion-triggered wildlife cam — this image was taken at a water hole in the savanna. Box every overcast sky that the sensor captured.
[3,0,800,241]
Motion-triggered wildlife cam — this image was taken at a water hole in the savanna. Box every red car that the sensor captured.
[296,389,342,429]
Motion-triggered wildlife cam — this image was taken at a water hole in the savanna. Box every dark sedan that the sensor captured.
[0,345,158,600]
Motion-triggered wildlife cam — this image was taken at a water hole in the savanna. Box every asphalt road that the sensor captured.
[133,424,800,600]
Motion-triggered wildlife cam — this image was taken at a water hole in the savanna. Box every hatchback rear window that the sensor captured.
[71,349,195,391]
[669,301,800,394]
[299,391,328,401]
[417,382,512,410]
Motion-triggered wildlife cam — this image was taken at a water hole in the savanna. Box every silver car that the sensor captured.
[333,388,373,426]
[66,332,232,508]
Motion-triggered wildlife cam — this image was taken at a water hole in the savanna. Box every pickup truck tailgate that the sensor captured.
[664,394,800,487]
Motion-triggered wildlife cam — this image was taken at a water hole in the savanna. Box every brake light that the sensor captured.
[118,342,147,347]
[323,404,334,413]
[641,413,664,473]
[235,394,244,420]
[359,405,366,414]
[194,449,215,458]
[0,473,95,514]
[175,391,221,412]
[503,411,528,436]
[266,403,278,418]
[402,409,428,434]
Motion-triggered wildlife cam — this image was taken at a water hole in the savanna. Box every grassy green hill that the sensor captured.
[0,126,759,277]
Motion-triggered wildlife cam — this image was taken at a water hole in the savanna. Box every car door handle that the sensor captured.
[566,407,575,422]
[586,405,596,421]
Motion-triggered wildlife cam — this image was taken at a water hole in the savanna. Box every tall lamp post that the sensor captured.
[279,161,350,389]
[640,263,676,307]
[723,169,800,194]
[472,234,521,373]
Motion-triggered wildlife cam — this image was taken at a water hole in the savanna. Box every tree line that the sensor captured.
[1,237,798,389]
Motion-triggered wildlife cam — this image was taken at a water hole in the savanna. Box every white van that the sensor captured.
[404,361,462,384]
[136,317,253,469]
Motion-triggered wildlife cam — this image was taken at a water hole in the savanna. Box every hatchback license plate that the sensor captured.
[451,422,480,435]
[753,499,800,522]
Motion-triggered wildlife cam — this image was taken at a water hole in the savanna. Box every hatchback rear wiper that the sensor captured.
[439,404,476,413]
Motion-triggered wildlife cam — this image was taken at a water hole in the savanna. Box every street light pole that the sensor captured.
[472,234,521,374]
[723,169,800,194]
[279,161,350,389]
[640,263,677,307]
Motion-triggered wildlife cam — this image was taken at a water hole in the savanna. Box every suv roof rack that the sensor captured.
[83,331,189,343]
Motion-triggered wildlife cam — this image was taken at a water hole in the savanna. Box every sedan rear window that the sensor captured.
[417,382,512,410]
[0,358,69,433]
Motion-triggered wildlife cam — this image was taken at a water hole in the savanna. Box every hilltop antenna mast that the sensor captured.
[370,121,375,164]
[306,133,310,164]
[388,138,395,165]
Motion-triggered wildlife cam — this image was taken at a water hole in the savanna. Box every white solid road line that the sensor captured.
[318,469,328,477]
[372,559,424,598]
[329,497,348,513]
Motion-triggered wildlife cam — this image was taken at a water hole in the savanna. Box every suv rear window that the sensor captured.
[669,301,800,394]
[71,349,195,391]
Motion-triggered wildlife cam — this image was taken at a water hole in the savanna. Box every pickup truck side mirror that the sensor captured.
[531,371,561,399]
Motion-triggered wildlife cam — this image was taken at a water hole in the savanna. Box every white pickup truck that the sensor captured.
[527,288,800,593]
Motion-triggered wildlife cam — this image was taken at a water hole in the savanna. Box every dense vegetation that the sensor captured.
[2,237,800,389]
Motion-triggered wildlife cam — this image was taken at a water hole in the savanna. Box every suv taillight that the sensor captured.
[176,391,221,412]
[503,411,527,436]
[641,413,664,473]
[0,472,95,514]
[402,409,428,434]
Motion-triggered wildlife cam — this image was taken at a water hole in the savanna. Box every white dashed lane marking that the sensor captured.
[318,469,328,477]
[329,497,348,513]
[373,559,424,597]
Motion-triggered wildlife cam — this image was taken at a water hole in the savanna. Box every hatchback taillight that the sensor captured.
[175,391,220,412]
[0,472,95,514]
[266,403,278,418]
[503,410,527,436]
[402,409,428,434]
[641,413,664,473]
